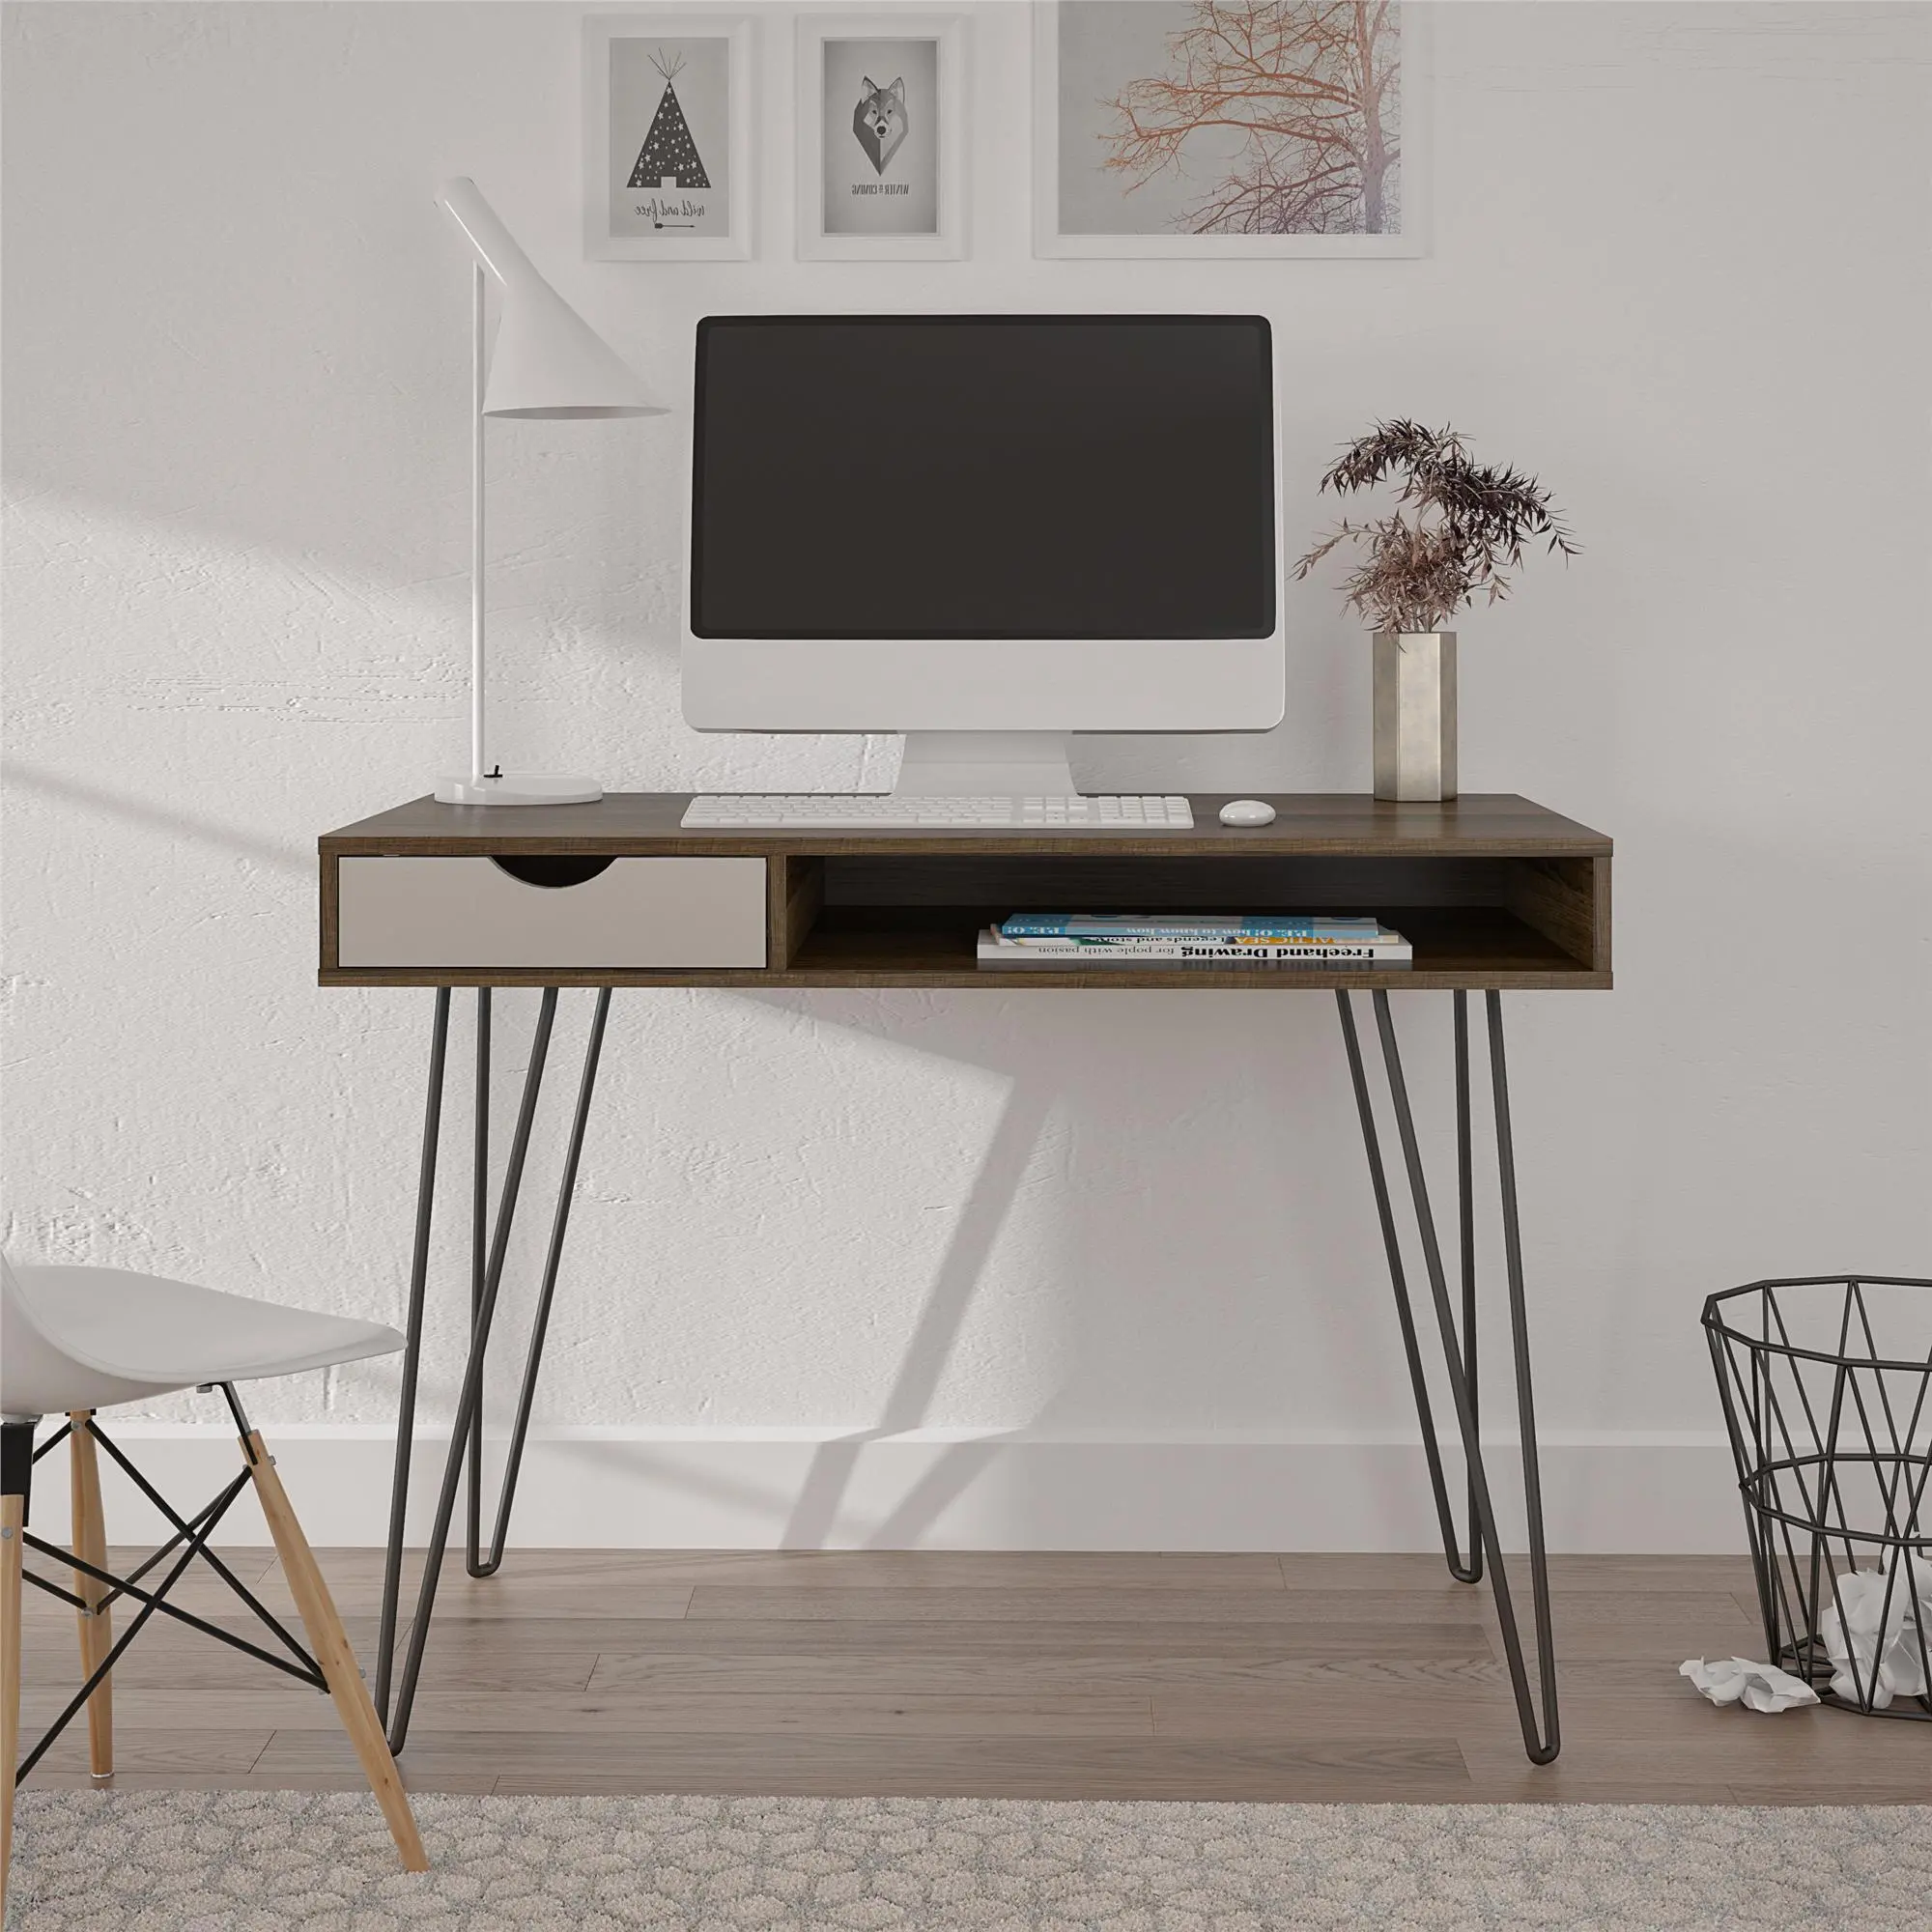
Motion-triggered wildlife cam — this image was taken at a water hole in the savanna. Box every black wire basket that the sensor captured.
[1703,1275,1931,1719]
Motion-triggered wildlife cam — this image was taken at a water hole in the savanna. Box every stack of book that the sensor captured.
[978,913,1411,969]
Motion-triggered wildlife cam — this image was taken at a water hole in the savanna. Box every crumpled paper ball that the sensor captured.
[1817,1565,1932,1709]
[1679,1655,1820,1712]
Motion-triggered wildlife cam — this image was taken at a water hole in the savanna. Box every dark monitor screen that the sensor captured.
[690,316,1276,640]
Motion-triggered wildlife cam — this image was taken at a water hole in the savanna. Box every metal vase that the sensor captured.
[1373,631,1458,802]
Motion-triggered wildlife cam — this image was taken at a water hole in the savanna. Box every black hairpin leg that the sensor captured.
[1337,991,1480,1580]
[374,988,449,1724]
[1336,987,1560,1765]
[467,988,611,1578]
[376,986,611,1751]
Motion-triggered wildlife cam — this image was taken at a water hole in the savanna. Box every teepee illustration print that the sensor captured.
[628,51,710,189]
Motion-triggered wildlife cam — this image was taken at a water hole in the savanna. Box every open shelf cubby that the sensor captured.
[775,853,1608,990]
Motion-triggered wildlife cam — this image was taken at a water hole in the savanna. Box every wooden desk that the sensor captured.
[319,792,1612,1770]
[321,792,1610,992]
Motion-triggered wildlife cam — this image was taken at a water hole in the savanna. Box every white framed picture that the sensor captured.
[796,14,967,261]
[1035,0,1426,259]
[584,14,755,260]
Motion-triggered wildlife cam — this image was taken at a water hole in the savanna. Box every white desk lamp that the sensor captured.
[434,177,667,807]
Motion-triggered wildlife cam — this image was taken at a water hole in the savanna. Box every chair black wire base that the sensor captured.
[9,1405,327,1787]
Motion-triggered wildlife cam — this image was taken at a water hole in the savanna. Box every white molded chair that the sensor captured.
[1,1256,428,1910]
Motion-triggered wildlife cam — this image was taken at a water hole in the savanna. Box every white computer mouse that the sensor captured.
[1218,799,1276,827]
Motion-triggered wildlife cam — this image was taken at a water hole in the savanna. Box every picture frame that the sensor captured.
[584,13,755,261]
[795,14,968,261]
[1034,0,1427,260]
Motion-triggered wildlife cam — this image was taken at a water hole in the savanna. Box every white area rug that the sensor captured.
[8,1790,1930,1930]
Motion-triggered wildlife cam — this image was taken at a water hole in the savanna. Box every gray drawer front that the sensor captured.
[336,857,767,969]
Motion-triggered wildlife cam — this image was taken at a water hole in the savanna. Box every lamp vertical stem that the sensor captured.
[470,261,488,785]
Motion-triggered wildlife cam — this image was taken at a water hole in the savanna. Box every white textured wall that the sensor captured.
[5,3,1929,1548]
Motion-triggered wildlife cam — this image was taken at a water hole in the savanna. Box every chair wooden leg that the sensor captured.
[68,1413,113,1780]
[3,1490,25,1923]
[242,1431,428,1872]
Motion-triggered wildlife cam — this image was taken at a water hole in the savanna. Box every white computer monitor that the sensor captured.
[682,314,1284,795]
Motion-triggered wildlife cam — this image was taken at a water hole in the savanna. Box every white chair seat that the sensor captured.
[3,1264,402,1418]
[0,1252,429,1887]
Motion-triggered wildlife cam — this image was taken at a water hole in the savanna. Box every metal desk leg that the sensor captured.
[1336,987,1560,1765]
[1336,991,1481,1581]
[375,986,611,1752]
[468,988,611,1578]
[374,989,450,1724]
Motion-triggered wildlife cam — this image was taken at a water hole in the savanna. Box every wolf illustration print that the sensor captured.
[799,20,961,259]
[852,74,909,174]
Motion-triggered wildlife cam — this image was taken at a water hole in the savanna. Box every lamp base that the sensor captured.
[434,772,604,807]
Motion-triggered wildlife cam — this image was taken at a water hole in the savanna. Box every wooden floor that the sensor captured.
[16,1550,1928,1804]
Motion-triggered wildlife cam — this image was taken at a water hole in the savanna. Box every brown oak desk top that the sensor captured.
[319,793,1611,992]
[322,792,1610,860]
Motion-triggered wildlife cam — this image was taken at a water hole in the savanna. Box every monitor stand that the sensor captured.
[894,732,1078,798]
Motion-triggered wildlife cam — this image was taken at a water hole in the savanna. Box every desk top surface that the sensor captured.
[322,792,1611,858]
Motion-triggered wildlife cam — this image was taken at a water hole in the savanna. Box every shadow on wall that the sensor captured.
[732,987,1421,1549]
[777,1071,1057,1548]
[0,765,1463,1553]
[5,762,308,876]
[365,981,1464,1554]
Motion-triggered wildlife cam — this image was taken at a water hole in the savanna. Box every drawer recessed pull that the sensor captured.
[489,857,616,889]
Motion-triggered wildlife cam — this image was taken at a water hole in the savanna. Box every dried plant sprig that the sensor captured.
[1294,419,1577,634]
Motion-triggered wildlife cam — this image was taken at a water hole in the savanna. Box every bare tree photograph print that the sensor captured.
[1037,1,1423,258]
[585,15,753,260]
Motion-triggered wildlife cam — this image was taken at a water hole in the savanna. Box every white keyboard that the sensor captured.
[682,794,1195,830]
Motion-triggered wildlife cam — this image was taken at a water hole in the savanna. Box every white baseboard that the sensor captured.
[19,1425,1747,1552]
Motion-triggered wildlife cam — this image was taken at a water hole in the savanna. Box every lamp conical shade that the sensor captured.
[484,279,665,418]
[440,177,667,420]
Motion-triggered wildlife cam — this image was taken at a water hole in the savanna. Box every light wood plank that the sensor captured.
[1457,1724,1932,1789]
[435,1550,1284,1591]
[585,1650,1520,1700]
[584,1648,1764,1705]
[1161,1687,1932,1755]
[1271,1552,1758,1594]
[250,1560,692,1622]
[1488,1610,1763,1665]
[1727,1777,1932,1806]
[276,1731,1473,1802]
[261,1548,1285,1591]
[601,1615,1495,1661]
[23,1768,500,1796]
[685,1586,1482,1627]
[22,1727,272,1777]
[20,1686,340,1733]
[16,1614,408,1690]
[1463,1590,1759,1625]
[25,1684,1154,1741]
